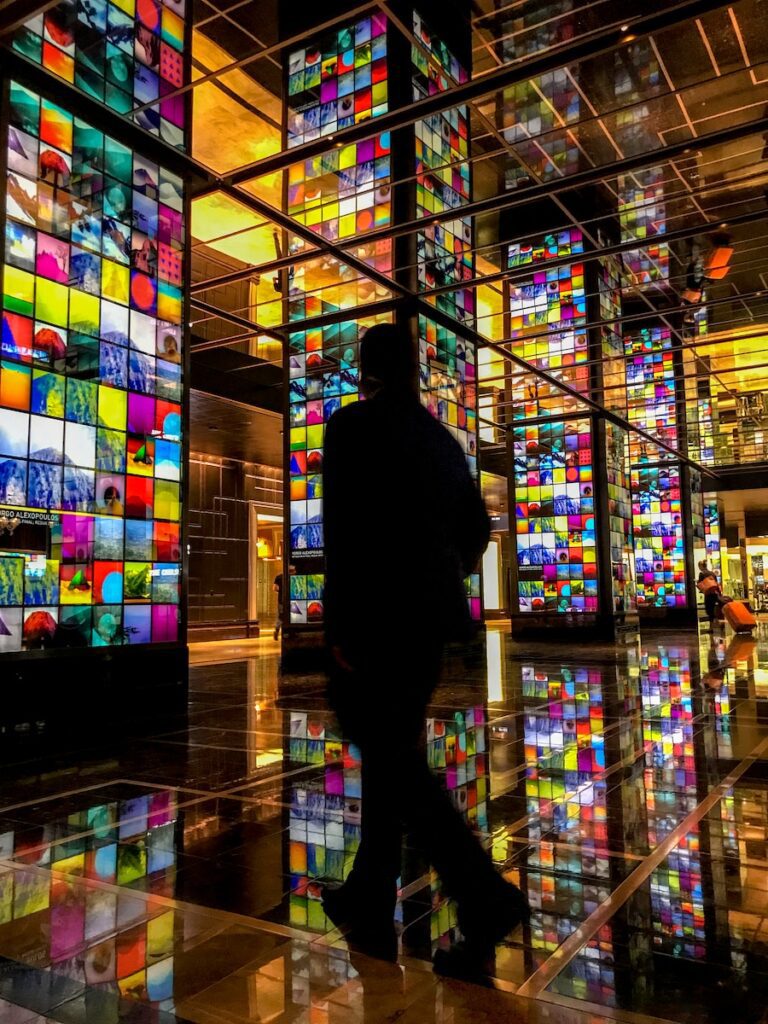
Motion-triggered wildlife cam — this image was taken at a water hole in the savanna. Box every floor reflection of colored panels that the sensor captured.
[427,706,489,950]
[631,463,687,608]
[0,81,184,652]
[287,712,362,928]
[0,792,177,1004]
[639,646,705,958]
[13,0,187,149]
[521,664,614,1003]
[513,417,597,614]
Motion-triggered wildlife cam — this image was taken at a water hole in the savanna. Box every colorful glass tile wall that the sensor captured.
[598,253,626,415]
[13,0,187,150]
[630,464,687,608]
[412,15,480,619]
[605,420,635,614]
[0,791,177,1003]
[0,80,184,653]
[703,492,722,579]
[287,710,363,928]
[639,644,705,958]
[624,326,677,464]
[412,12,473,325]
[287,14,388,144]
[285,14,393,625]
[507,230,588,420]
[513,417,597,614]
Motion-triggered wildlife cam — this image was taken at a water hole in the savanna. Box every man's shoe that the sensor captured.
[434,879,530,980]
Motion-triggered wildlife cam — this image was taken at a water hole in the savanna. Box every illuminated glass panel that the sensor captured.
[630,465,687,608]
[513,417,597,614]
[703,493,722,578]
[0,81,184,653]
[624,326,677,464]
[598,253,626,415]
[606,421,635,613]
[507,230,588,419]
[13,0,187,150]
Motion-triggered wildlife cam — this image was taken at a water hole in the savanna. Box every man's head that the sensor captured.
[360,323,416,397]
[288,563,297,575]
[699,559,708,571]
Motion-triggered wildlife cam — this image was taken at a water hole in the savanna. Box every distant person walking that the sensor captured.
[697,559,722,630]
[323,323,529,976]
[273,564,295,640]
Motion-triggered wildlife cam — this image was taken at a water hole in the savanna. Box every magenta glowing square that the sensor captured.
[152,603,178,641]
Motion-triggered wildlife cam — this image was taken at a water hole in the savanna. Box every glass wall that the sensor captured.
[1,79,184,652]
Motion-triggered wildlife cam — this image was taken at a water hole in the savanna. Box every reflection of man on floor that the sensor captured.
[323,323,529,976]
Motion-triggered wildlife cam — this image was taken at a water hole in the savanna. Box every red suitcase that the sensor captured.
[721,599,757,633]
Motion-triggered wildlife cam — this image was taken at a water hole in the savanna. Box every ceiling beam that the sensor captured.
[0,0,58,38]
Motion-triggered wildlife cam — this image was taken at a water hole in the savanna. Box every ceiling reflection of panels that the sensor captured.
[184,0,768,467]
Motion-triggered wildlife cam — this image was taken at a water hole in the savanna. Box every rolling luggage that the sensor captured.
[720,597,757,633]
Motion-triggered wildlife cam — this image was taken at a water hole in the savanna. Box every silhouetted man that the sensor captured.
[323,323,529,975]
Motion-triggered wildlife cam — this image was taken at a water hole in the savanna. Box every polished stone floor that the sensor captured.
[1,623,768,1023]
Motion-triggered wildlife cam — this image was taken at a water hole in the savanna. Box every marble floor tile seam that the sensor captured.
[515,731,768,1000]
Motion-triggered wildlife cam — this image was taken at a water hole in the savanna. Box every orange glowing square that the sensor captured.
[40,99,73,154]
[0,360,32,411]
[42,42,75,84]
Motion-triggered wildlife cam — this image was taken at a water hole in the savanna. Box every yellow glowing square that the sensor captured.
[111,0,135,13]
[102,261,129,305]
[36,277,69,327]
[372,82,387,106]
[290,427,306,450]
[98,386,127,430]
[305,208,322,227]
[339,213,355,236]
[306,424,323,449]
[3,265,35,317]
[147,911,174,960]
[69,289,99,334]
[341,394,358,407]
[155,480,180,521]
[288,163,304,184]
[338,145,356,169]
